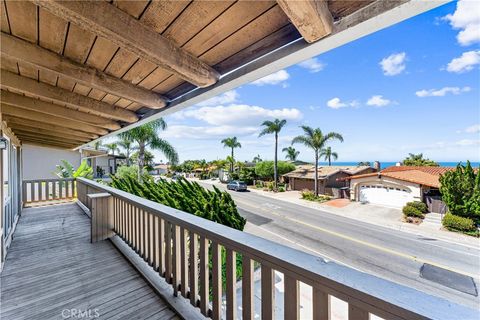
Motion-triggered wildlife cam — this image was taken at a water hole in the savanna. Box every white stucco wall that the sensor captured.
[350,176,422,201]
[22,144,81,180]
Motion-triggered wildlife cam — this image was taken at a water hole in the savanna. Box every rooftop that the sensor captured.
[283,165,372,179]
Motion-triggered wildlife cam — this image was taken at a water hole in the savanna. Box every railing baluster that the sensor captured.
[180,227,189,298]
[212,242,222,320]
[72,179,76,198]
[159,218,165,275]
[242,255,254,320]
[226,248,236,320]
[284,275,299,320]
[147,212,152,266]
[189,231,198,307]
[45,181,49,201]
[165,222,172,283]
[31,182,35,202]
[37,181,42,201]
[129,203,133,246]
[142,209,146,260]
[173,224,181,296]
[349,304,369,320]
[113,198,117,233]
[261,265,275,320]
[153,215,158,271]
[199,235,209,316]
[313,287,329,320]
[52,181,56,199]
[135,206,140,253]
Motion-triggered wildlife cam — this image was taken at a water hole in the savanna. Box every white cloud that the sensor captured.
[446,50,480,73]
[196,90,239,107]
[456,139,480,146]
[178,104,302,127]
[326,97,359,109]
[415,86,471,97]
[251,70,289,86]
[366,95,392,107]
[163,125,258,139]
[380,52,406,76]
[443,0,480,46]
[298,58,325,73]
[464,124,480,134]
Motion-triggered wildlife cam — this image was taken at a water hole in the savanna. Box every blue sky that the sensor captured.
[154,1,480,164]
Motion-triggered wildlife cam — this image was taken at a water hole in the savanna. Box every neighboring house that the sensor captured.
[80,147,125,178]
[22,144,81,180]
[283,165,375,197]
[150,163,169,176]
[348,166,452,210]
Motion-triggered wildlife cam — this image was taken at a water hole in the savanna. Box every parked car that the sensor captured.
[227,180,248,191]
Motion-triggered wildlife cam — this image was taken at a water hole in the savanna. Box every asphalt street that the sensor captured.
[197,181,480,310]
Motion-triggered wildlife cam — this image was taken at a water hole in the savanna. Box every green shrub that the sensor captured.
[406,201,428,213]
[402,205,424,218]
[301,189,316,201]
[442,213,476,232]
[278,187,285,192]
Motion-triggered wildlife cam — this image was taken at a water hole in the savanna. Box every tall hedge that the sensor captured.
[255,160,296,180]
[439,161,480,224]
[110,175,246,230]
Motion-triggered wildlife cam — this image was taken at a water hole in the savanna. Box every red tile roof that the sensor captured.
[348,166,455,188]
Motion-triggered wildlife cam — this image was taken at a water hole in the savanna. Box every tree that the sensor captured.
[402,153,439,166]
[221,137,241,173]
[117,137,136,166]
[253,154,262,163]
[357,161,371,166]
[54,160,93,179]
[320,146,338,166]
[292,126,344,196]
[282,146,299,162]
[131,150,155,172]
[254,161,295,180]
[259,118,287,190]
[439,161,479,223]
[119,118,178,182]
[105,143,119,156]
[92,140,102,150]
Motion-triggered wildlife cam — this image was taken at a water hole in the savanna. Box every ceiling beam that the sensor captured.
[32,0,220,88]
[1,90,120,130]
[4,116,99,140]
[0,70,138,123]
[276,0,333,43]
[1,33,167,109]
[7,122,98,142]
[14,130,89,144]
[1,104,109,135]
[18,137,78,150]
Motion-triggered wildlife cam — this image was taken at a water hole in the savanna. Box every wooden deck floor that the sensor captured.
[1,203,179,320]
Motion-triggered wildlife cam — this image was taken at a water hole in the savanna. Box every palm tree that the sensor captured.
[93,140,102,150]
[253,154,262,163]
[282,146,299,162]
[105,143,119,156]
[259,119,287,190]
[221,137,241,173]
[320,146,338,166]
[117,137,136,166]
[119,118,178,182]
[292,126,343,196]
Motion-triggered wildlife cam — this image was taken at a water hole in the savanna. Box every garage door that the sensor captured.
[359,185,414,208]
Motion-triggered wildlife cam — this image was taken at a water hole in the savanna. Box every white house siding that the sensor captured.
[350,176,422,208]
[22,144,80,180]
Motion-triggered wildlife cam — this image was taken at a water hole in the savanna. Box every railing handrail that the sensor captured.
[77,177,477,320]
[23,178,75,183]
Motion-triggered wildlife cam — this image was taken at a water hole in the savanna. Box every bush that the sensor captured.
[442,213,476,232]
[278,187,285,192]
[301,189,316,201]
[402,205,424,218]
[406,201,428,213]
[254,161,295,180]
[115,165,152,182]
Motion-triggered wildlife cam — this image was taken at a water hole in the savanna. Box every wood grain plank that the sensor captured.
[5,1,37,43]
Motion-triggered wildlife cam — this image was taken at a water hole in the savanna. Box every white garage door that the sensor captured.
[359,185,414,208]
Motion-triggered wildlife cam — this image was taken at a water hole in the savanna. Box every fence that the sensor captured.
[22,178,76,205]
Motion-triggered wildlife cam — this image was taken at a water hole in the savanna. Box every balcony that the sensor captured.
[2,177,476,320]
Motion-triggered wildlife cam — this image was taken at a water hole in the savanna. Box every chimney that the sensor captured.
[374,161,381,172]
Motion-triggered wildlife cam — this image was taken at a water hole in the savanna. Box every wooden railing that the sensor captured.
[76,178,476,320]
[22,178,76,205]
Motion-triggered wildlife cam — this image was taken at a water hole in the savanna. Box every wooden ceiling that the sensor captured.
[0,0,373,149]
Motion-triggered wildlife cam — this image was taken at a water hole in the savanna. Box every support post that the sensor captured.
[88,193,113,243]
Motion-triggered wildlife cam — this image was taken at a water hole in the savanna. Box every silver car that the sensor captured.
[226,180,247,191]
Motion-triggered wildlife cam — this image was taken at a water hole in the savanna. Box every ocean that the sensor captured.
[316,161,480,169]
